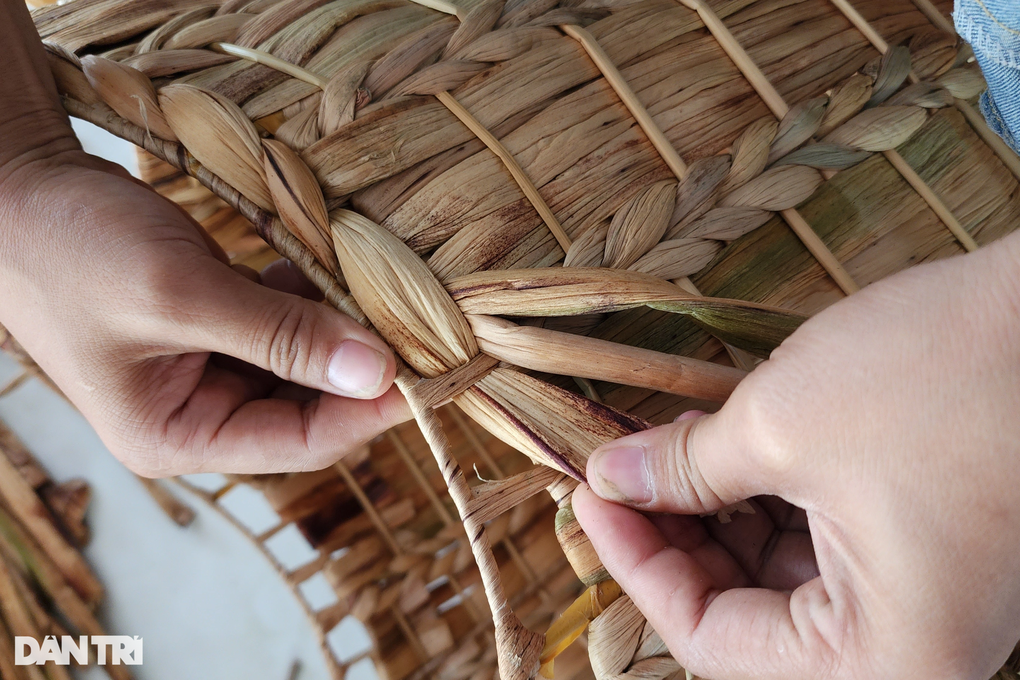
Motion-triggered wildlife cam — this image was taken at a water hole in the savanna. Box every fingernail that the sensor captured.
[327,341,387,397]
[674,409,706,423]
[588,446,652,504]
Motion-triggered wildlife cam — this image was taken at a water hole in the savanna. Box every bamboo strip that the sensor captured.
[0,371,30,399]
[910,0,956,35]
[0,507,103,642]
[956,99,1020,180]
[444,569,486,623]
[170,477,344,678]
[0,553,50,680]
[780,208,859,293]
[501,537,545,599]
[0,614,24,680]
[391,605,431,661]
[560,20,856,298]
[333,459,402,556]
[255,520,288,543]
[443,403,547,604]
[561,24,688,181]
[444,403,550,608]
[892,0,1020,181]
[0,450,102,603]
[676,0,789,119]
[134,476,195,527]
[829,0,890,53]
[882,148,978,251]
[395,366,543,680]
[435,90,572,254]
[211,480,238,501]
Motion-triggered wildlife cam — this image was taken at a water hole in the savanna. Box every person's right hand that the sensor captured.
[573,229,1020,679]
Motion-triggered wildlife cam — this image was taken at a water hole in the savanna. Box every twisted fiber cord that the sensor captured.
[382,425,504,636]
[398,365,546,679]
[389,408,558,625]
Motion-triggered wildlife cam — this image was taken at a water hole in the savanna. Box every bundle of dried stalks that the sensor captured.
[29,0,1020,678]
[0,420,131,680]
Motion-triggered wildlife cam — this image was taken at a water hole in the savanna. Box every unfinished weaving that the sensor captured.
[30,0,1020,678]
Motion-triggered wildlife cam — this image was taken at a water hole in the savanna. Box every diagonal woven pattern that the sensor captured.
[30,0,1020,678]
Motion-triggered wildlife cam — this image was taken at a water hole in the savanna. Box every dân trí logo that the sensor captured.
[15,636,143,666]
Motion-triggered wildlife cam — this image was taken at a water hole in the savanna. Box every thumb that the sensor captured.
[586,408,768,514]
[181,263,397,399]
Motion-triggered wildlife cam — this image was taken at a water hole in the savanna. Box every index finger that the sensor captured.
[572,485,839,680]
[132,361,410,476]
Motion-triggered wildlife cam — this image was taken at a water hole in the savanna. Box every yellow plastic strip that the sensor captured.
[436,90,573,252]
[562,24,689,180]
[540,580,623,665]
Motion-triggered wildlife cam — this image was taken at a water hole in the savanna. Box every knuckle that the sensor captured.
[735,369,800,478]
[252,301,317,382]
[660,428,723,510]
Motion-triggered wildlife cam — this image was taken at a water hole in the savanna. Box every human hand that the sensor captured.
[573,231,1020,679]
[0,149,409,476]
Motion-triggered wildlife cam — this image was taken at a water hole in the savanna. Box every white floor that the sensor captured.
[0,120,362,680]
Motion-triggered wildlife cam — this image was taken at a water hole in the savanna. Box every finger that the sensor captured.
[702,500,818,591]
[146,362,411,475]
[573,486,838,680]
[648,514,751,589]
[586,412,766,515]
[175,261,397,400]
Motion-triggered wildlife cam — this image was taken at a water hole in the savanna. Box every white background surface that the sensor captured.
[0,120,374,680]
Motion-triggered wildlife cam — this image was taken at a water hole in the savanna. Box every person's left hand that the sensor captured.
[0,147,410,476]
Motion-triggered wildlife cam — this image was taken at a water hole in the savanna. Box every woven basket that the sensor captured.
[30,0,1020,678]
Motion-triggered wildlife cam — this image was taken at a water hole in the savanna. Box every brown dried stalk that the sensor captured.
[0,449,101,605]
